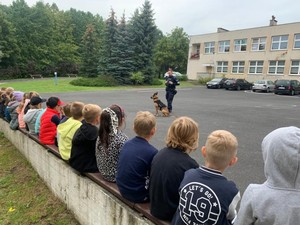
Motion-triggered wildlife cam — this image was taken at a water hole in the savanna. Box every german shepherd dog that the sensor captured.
[150,92,170,117]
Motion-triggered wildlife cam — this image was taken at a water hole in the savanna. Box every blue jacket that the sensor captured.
[116,136,158,203]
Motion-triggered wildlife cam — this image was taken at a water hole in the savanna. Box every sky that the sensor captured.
[1,0,300,36]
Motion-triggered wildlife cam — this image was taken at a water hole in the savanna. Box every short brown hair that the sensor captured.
[82,104,102,123]
[166,116,199,153]
[62,103,72,118]
[71,101,85,120]
[133,111,156,138]
[205,130,238,169]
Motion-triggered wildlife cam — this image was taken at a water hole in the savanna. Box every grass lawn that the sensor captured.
[0,133,79,225]
[0,77,196,93]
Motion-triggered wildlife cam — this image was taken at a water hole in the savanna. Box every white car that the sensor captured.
[252,80,275,93]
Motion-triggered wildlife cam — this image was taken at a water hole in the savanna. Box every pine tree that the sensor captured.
[108,13,135,84]
[98,8,118,77]
[80,24,100,77]
[128,0,157,84]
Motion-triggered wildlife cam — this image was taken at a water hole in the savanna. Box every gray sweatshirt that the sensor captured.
[23,109,43,134]
[235,126,300,225]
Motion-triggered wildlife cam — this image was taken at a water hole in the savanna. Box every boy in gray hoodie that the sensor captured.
[235,126,300,225]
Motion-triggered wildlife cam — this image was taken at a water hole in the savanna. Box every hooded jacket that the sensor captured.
[23,108,43,134]
[69,121,99,173]
[235,126,300,225]
[7,100,20,130]
[57,117,82,160]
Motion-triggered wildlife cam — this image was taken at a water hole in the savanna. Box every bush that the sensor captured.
[177,75,188,81]
[198,77,212,85]
[70,76,118,87]
[130,71,144,85]
[150,78,163,85]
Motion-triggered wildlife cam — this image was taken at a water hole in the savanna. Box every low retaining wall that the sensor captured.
[0,119,165,225]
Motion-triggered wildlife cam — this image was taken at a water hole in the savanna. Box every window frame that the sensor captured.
[249,60,264,74]
[232,61,245,74]
[204,41,215,54]
[216,61,228,73]
[271,35,288,50]
[290,60,300,75]
[234,39,247,52]
[294,34,300,49]
[218,40,230,53]
[268,60,285,75]
[251,37,266,51]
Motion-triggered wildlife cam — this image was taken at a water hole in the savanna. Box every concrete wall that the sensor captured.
[0,119,153,225]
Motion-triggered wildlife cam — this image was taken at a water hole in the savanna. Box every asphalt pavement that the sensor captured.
[41,86,300,195]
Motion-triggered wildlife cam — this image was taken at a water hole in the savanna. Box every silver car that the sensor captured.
[252,80,275,93]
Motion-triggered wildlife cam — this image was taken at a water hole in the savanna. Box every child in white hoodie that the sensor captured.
[235,126,300,225]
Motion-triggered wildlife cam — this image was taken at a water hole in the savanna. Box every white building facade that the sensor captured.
[187,18,300,82]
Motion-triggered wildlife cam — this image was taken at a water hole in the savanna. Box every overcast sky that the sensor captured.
[1,0,300,35]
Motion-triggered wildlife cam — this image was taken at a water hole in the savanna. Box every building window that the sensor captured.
[268,60,285,74]
[232,61,245,73]
[252,37,266,51]
[190,43,200,59]
[294,34,300,49]
[217,61,228,73]
[290,60,300,75]
[234,39,247,52]
[271,35,288,50]
[204,42,215,54]
[218,40,230,53]
[249,61,264,74]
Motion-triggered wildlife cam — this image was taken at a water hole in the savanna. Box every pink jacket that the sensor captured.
[17,99,30,129]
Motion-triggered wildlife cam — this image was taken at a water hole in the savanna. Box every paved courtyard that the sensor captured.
[43,86,300,194]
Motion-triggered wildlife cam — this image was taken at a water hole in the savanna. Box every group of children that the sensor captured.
[1,86,299,225]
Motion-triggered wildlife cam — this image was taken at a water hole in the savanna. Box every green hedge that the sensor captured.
[70,76,118,87]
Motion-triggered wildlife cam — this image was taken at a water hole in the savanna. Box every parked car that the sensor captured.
[206,78,228,89]
[274,79,300,95]
[224,79,252,90]
[252,80,275,93]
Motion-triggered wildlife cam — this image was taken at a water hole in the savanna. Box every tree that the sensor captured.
[50,6,80,75]
[128,0,158,84]
[7,0,33,72]
[65,8,96,46]
[0,9,19,68]
[98,8,118,76]
[80,24,100,77]
[108,13,135,84]
[154,27,189,76]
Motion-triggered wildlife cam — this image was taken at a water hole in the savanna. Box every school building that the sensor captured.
[187,16,300,82]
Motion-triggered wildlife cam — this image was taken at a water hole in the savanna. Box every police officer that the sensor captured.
[165,68,180,113]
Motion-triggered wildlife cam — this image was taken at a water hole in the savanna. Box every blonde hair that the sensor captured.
[71,101,85,120]
[5,87,14,95]
[29,91,39,98]
[166,116,199,153]
[205,130,238,169]
[82,104,102,123]
[18,92,30,110]
[134,111,156,138]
